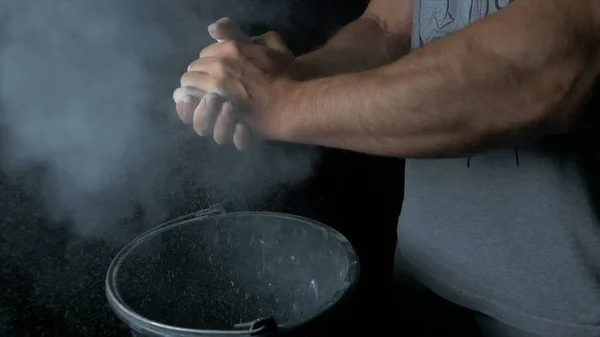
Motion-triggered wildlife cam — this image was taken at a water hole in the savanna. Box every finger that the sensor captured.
[173,86,205,102]
[173,86,205,124]
[199,40,259,59]
[233,122,253,150]
[185,58,238,99]
[213,101,236,144]
[252,31,292,54]
[187,56,226,75]
[193,92,221,136]
[208,17,252,44]
[180,71,219,96]
[175,97,199,124]
[173,87,206,102]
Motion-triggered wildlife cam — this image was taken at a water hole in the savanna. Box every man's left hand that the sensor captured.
[179,40,295,145]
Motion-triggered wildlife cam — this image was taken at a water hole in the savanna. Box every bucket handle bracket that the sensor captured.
[233,316,278,335]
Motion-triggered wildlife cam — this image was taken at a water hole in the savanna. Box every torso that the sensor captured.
[397,1,600,336]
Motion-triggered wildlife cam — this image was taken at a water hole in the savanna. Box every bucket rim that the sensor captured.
[105,211,360,336]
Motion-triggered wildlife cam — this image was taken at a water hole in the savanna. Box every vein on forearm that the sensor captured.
[278,0,600,158]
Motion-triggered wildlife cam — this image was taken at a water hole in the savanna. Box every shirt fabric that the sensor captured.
[396,1,600,336]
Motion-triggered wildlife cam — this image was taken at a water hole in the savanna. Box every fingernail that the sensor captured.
[206,93,218,106]
[235,123,245,133]
[222,109,233,118]
[209,22,224,34]
[181,95,193,108]
[181,96,198,118]
[221,101,234,117]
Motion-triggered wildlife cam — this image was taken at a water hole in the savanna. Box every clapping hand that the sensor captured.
[173,18,295,149]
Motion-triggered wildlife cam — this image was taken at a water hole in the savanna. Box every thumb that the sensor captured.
[208,17,252,43]
[252,31,292,55]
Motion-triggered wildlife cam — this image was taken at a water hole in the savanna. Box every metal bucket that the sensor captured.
[105,205,359,336]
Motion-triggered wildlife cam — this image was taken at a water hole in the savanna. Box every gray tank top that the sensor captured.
[397,1,600,336]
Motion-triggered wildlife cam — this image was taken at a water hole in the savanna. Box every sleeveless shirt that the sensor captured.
[396,1,600,336]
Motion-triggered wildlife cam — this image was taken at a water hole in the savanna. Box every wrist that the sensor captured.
[264,78,305,142]
[289,58,322,81]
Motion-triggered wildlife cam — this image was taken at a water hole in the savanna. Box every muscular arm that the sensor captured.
[293,0,413,79]
[274,0,600,157]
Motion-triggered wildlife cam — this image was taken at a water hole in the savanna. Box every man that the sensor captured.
[173,0,600,336]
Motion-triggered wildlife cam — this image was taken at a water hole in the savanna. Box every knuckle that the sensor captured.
[213,58,228,76]
[187,59,200,71]
[199,41,217,58]
[218,17,231,25]
[199,45,211,58]
[214,78,227,91]
[222,40,241,55]
[180,70,203,87]
[264,31,279,38]
[205,58,228,86]
[180,71,193,85]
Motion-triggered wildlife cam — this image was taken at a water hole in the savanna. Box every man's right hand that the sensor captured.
[173,18,295,150]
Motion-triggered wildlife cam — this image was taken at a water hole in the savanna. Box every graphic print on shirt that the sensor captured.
[417,0,515,47]
[417,0,516,166]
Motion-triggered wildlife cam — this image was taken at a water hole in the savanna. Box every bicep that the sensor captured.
[363,0,413,36]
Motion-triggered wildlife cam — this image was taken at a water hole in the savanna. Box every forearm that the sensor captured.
[293,16,411,80]
[274,0,600,157]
